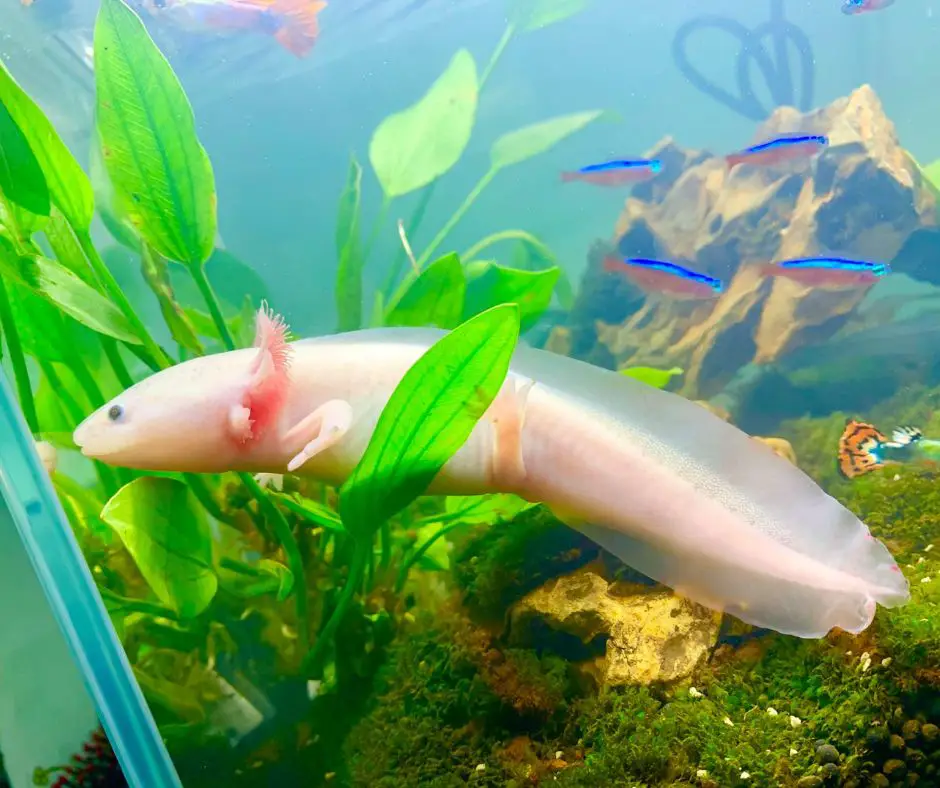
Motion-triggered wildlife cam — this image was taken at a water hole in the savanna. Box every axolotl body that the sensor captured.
[73,308,910,639]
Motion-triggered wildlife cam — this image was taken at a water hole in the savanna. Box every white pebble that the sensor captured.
[789,715,802,728]
[689,686,703,698]
[696,769,708,778]
[926,544,934,552]
[882,657,893,667]
[918,556,926,564]
[922,577,932,584]
[475,764,485,772]
[723,716,734,727]
[555,751,563,759]
[790,748,798,756]
[766,707,778,716]
[861,657,872,672]
[741,772,751,780]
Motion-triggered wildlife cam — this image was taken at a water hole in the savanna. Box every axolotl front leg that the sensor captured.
[283,399,354,472]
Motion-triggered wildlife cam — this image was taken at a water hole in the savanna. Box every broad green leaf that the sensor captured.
[94,0,216,265]
[101,477,218,618]
[0,99,50,219]
[414,523,451,572]
[0,62,93,230]
[491,110,604,171]
[384,252,466,329]
[369,49,478,198]
[141,245,204,354]
[8,281,99,364]
[43,209,97,286]
[620,366,684,389]
[335,157,364,331]
[339,304,520,539]
[0,240,141,344]
[90,135,141,253]
[463,262,559,332]
[257,559,294,602]
[444,493,535,525]
[273,492,346,533]
[510,0,589,31]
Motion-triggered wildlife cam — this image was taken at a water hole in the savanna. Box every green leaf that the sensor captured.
[273,492,346,533]
[384,252,466,329]
[0,62,94,230]
[0,98,50,219]
[620,366,684,389]
[510,0,589,31]
[369,49,479,198]
[0,240,142,344]
[443,493,536,525]
[463,262,559,332]
[44,209,98,286]
[90,135,141,253]
[335,156,365,331]
[491,110,604,171]
[414,523,451,572]
[94,0,216,265]
[257,559,294,602]
[101,477,218,618]
[8,281,99,364]
[339,303,521,539]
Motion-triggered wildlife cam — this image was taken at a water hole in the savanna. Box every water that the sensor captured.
[1,0,940,785]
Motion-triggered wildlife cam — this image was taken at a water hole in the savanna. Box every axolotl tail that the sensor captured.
[504,345,910,639]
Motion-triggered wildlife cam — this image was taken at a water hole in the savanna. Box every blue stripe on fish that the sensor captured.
[779,257,889,276]
[746,134,829,154]
[626,257,724,292]
[578,159,662,174]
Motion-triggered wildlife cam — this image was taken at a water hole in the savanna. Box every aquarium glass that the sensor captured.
[3,0,940,785]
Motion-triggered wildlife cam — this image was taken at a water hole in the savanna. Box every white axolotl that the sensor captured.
[73,307,910,638]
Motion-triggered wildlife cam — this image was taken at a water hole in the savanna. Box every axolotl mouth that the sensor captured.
[72,413,132,461]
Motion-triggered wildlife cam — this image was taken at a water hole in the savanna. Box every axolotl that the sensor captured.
[73,307,910,639]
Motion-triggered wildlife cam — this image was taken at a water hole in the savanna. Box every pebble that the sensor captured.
[796,777,823,788]
[922,724,939,745]
[867,727,891,749]
[815,743,839,765]
[475,763,486,773]
[883,758,907,780]
[790,715,802,728]
[890,734,907,752]
[818,763,839,779]
[689,686,703,699]
[870,774,890,788]
[903,719,921,741]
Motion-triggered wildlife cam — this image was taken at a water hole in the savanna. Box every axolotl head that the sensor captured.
[73,308,292,472]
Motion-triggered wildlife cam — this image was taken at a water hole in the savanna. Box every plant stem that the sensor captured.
[301,536,368,677]
[184,473,237,526]
[462,229,555,263]
[479,24,515,91]
[74,229,170,370]
[395,520,468,593]
[0,276,38,433]
[379,521,391,570]
[189,263,235,351]
[381,182,437,298]
[240,472,310,654]
[97,586,180,620]
[415,168,498,271]
[361,194,392,266]
[100,337,135,389]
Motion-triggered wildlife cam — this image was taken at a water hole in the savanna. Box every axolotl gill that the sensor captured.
[73,307,910,639]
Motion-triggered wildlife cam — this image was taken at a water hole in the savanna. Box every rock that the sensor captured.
[816,744,840,765]
[508,569,721,687]
[569,85,938,399]
[868,727,891,750]
[753,436,798,465]
[891,735,907,752]
[543,326,573,357]
[819,763,840,779]
[796,777,824,788]
[693,400,731,421]
[871,775,890,788]
[903,719,922,741]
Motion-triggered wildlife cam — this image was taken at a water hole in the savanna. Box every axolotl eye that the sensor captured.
[107,404,124,422]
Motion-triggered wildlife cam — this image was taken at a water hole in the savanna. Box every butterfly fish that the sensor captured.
[837,419,940,479]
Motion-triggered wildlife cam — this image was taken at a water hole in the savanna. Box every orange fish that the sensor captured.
[837,420,937,479]
[145,0,326,58]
